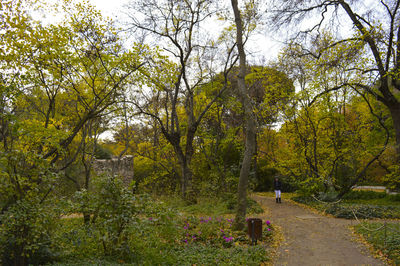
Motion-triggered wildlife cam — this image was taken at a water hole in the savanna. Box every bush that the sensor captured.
[387,193,400,202]
[383,165,400,191]
[316,191,339,202]
[70,174,142,259]
[53,204,273,265]
[325,204,400,219]
[94,144,113,159]
[0,198,59,265]
[342,190,386,200]
[0,152,61,265]
[291,195,315,205]
[292,195,400,219]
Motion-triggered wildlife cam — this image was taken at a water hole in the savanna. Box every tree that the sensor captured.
[125,0,240,200]
[231,0,258,230]
[0,1,142,262]
[189,65,293,195]
[270,0,400,162]
[268,37,390,198]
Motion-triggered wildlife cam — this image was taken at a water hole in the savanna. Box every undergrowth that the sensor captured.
[354,222,400,265]
[292,190,400,219]
[47,193,272,265]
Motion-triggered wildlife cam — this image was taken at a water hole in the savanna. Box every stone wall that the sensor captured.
[93,155,134,185]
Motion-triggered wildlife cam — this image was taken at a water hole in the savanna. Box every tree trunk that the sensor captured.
[231,0,257,231]
[253,134,258,181]
[174,145,195,202]
[83,163,91,224]
[234,121,256,230]
[182,163,195,202]
[388,103,400,162]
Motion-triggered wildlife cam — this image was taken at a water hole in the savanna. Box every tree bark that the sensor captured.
[388,102,400,162]
[231,0,257,231]
[173,140,194,201]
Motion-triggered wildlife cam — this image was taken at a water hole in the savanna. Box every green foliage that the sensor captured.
[354,222,400,265]
[135,152,179,195]
[49,195,272,264]
[325,204,400,219]
[171,197,234,216]
[224,194,264,214]
[71,174,140,258]
[94,144,113,159]
[159,194,263,216]
[252,166,278,192]
[383,165,400,191]
[315,191,340,202]
[192,125,242,196]
[387,193,400,202]
[51,218,102,261]
[0,1,145,263]
[292,194,400,219]
[0,136,62,265]
[342,190,387,200]
[174,245,268,265]
[0,197,60,265]
[272,37,394,195]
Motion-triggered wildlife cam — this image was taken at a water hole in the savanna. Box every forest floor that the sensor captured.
[252,194,386,266]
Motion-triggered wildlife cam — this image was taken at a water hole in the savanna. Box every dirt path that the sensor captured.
[252,195,384,266]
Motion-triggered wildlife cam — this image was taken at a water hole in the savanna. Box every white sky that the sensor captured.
[87,0,282,62]
[89,0,129,18]
[33,0,282,62]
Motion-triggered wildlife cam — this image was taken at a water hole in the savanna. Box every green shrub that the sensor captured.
[325,204,400,219]
[91,175,141,258]
[383,165,400,191]
[46,192,274,265]
[342,190,386,200]
[94,144,113,159]
[387,193,400,202]
[0,198,59,265]
[0,151,61,265]
[129,214,271,265]
[292,195,400,219]
[173,245,268,265]
[291,195,316,205]
[316,191,339,202]
[51,218,102,261]
[69,174,142,259]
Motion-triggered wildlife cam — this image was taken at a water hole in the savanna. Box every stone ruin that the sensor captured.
[93,155,134,185]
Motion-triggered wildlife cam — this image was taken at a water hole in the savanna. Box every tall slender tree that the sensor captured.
[231,0,257,230]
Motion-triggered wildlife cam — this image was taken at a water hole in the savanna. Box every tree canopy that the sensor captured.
[1,0,400,264]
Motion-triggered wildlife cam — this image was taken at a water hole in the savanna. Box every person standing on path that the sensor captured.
[274,177,282,203]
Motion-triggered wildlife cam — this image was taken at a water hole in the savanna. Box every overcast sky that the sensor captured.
[86,0,282,63]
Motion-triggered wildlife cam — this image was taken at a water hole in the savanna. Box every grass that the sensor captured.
[47,194,273,265]
[343,198,400,206]
[159,195,235,215]
[353,222,400,265]
[160,194,264,216]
